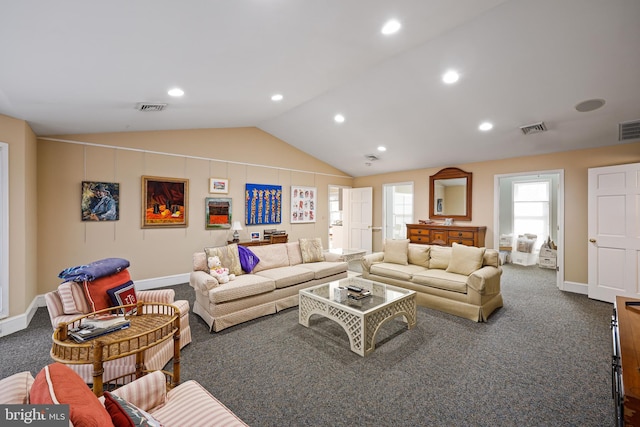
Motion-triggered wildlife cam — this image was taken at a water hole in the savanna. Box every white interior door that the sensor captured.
[344,187,372,253]
[588,162,640,303]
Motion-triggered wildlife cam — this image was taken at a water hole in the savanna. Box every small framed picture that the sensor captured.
[209,178,229,194]
[251,232,261,241]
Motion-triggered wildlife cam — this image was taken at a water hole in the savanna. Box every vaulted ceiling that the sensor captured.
[1,0,639,176]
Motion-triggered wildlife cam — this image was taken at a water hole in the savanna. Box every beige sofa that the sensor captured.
[190,240,348,332]
[361,240,503,322]
[0,364,248,427]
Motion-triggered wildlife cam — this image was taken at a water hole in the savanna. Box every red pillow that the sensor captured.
[83,269,132,312]
[29,363,114,427]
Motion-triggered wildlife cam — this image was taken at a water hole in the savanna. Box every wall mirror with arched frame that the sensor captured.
[429,167,472,221]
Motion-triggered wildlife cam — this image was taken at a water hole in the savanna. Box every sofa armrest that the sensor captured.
[104,370,168,412]
[137,289,175,304]
[323,251,342,262]
[189,271,220,294]
[467,266,502,295]
[361,252,384,272]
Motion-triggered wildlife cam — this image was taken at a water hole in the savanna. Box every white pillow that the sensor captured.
[429,245,452,270]
[383,239,409,265]
[446,243,486,275]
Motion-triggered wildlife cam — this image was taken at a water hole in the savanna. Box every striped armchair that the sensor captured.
[44,285,192,384]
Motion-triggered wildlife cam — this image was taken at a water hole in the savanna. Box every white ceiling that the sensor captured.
[1,0,639,177]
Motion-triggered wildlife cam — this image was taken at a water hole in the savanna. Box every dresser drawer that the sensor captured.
[410,235,429,244]
[431,231,447,244]
[448,230,475,239]
[450,239,475,246]
[409,229,429,237]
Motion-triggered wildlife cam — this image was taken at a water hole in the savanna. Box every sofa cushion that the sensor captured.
[193,252,208,272]
[58,281,91,314]
[249,244,290,272]
[412,269,468,293]
[429,245,452,269]
[370,262,427,281]
[83,269,133,312]
[104,391,162,427]
[0,371,34,404]
[408,244,430,267]
[205,244,243,276]
[383,239,409,265]
[298,261,348,279]
[208,275,275,304]
[299,238,325,263]
[446,243,486,275]
[254,266,315,289]
[286,242,303,266]
[30,363,114,427]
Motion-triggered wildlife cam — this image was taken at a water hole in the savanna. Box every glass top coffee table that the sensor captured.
[299,277,416,356]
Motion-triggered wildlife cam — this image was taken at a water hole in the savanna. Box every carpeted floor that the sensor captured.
[0,264,615,426]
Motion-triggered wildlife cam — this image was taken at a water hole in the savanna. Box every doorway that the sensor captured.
[494,170,564,290]
[328,185,349,250]
[0,142,8,319]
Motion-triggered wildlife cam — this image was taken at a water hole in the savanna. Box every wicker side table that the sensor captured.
[51,301,181,396]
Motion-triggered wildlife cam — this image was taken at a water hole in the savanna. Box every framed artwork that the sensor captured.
[291,186,316,223]
[209,178,229,194]
[82,181,119,221]
[205,197,232,229]
[245,183,282,225]
[436,198,443,214]
[251,232,260,241]
[141,176,189,228]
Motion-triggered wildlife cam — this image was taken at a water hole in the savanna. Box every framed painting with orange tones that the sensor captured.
[205,197,231,229]
[141,176,189,228]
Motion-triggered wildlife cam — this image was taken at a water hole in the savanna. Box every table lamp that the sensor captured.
[231,221,242,242]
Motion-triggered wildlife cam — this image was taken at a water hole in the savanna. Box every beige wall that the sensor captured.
[0,114,38,316]
[36,128,353,295]
[354,141,640,284]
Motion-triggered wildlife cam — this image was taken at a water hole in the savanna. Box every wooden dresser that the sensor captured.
[406,224,486,247]
[612,296,640,426]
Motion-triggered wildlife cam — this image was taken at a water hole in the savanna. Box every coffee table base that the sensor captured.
[299,293,416,356]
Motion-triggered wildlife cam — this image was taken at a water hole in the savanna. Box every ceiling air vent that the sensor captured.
[619,119,640,141]
[135,102,167,112]
[520,122,547,135]
[365,154,379,161]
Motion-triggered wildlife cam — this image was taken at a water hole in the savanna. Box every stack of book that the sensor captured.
[69,314,130,343]
[347,285,371,301]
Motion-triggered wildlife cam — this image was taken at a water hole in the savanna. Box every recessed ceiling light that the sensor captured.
[381,19,401,35]
[271,94,283,102]
[442,70,459,84]
[479,122,493,131]
[575,98,605,112]
[167,88,184,97]
[377,146,386,152]
[334,114,345,123]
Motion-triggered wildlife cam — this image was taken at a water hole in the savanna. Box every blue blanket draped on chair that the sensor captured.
[58,258,130,282]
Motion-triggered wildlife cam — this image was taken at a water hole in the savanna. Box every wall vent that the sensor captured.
[135,102,167,112]
[520,122,547,135]
[619,119,640,141]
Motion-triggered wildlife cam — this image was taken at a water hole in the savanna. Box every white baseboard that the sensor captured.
[0,273,190,338]
[562,281,588,295]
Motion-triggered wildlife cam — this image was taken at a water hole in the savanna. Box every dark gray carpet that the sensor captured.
[0,265,614,426]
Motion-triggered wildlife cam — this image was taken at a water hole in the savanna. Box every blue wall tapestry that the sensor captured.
[245,183,282,225]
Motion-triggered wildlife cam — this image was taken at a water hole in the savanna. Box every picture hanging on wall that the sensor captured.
[205,197,232,229]
[82,181,119,221]
[291,186,316,223]
[141,176,189,228]
[209,178,228,194]
[245,183,282,225]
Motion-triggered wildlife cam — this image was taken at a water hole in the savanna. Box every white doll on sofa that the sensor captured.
[208,256,236,284]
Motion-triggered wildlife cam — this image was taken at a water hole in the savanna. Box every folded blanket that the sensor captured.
[238,245,260,273]
[58,258,130,282]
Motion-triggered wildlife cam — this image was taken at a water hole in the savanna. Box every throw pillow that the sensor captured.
[204,244,243,276]
[299,238,325,263]
[446,243,486,275]
[58,281,91,314]
[30,363,114,427]
[0,371,34,404]
[106,281,137,314]
[408,244,430,267]
[429,245,452,269]
[83,269,132,312]
[383,239,409,265]
[103,392,162,427]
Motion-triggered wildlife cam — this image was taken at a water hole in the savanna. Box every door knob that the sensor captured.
[589,238,596,243]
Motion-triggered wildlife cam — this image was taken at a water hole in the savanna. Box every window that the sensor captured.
[383,183,413,240]
[513,180,550,253]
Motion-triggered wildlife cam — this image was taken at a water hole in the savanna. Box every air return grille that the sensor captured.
[520,122,547,135]
[619,119,640,141]
[135,102,167,112]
